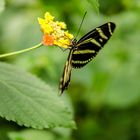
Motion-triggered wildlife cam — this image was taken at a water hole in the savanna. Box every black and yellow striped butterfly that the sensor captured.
[59,22,116,94]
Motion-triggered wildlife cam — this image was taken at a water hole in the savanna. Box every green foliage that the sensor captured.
[0,0,5,13]
[8,128,72,140]
[0,0,140,140]
[86,0,99,13]
[0,62,75,129]
[9,129,56,140]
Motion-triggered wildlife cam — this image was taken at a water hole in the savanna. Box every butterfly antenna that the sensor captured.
[75,11,87,40]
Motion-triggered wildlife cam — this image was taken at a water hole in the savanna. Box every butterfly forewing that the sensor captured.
[77,22,115,44]
[72,22,116,68]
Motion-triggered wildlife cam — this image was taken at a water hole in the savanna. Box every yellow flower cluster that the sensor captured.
[38,12,74,48]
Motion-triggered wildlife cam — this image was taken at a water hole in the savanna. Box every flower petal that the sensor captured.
[43,34,54,46]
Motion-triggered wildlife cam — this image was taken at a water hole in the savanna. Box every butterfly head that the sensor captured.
[70,38,78,49]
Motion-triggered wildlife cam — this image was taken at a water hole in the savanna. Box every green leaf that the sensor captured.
[0,62,75,129]
[8,128,72,140]
[8,129,55,140]
[86,0,99,14]
[0,0,5,13]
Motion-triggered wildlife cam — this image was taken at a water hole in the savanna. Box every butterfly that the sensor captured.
[59,22,116,94]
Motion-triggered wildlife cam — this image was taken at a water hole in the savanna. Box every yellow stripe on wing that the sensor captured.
[77,38,101,47]
[96,28,108,39]
[72,57,93,64]
[73,49,95,54]
[108,22,113,35]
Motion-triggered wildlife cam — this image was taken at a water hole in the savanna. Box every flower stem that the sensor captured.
[0,43,43,58]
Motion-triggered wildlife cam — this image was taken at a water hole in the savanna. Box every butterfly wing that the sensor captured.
[59,22,116,94]
[72,22,116,68]
[59,49,74,94]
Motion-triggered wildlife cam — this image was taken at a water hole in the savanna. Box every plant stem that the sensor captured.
[0,43,43,58]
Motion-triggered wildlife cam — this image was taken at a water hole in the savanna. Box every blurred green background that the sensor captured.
[0,0,140,140]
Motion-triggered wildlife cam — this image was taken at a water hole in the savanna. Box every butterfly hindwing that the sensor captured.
[72,22,116,68]
[59,49,73,94]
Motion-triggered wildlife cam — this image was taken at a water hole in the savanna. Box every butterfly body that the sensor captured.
[59,22,116,94]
